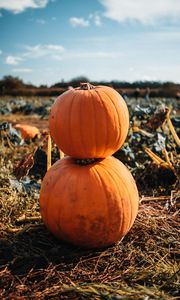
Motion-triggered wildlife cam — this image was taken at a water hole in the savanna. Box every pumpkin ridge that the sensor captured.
[99,160,124,236]
[53,92,70,149]
[107,168,132,234]
[76,167,93,242]
[107,88,129,145]
[41,161,62,229]
[94,162,125,242]
[77,91,88,157]
[57,164,80,241]
[42,158,73,231]
[100,89,121,149]
[90,90,97,157]
[124,168,139,229]
[56,159,80,235]
[68,92,80,156]
[54,90,76,152]
[119,94,129,145]
[103,91,122,147]
[92,165,111,235]
[49,98,59,139]
[94,89,109,157]
[81,89,97,157]
[106,160,137,233]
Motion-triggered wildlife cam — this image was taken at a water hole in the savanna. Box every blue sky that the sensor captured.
[0,0,180,85]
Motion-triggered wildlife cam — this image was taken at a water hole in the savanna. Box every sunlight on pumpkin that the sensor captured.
[59,149,64,159]
[47,134,52,170]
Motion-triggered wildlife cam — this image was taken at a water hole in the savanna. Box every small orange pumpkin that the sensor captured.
[49,83,129,158]
[40,156,139,248]
[14,124,39,140]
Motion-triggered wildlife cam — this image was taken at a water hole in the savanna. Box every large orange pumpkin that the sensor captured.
[40,156,139,248]
[49,83,129,158]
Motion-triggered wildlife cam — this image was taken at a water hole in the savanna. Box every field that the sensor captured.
[0,95,179,299]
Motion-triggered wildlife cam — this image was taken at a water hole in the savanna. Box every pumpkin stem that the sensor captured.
[79,82,95,90]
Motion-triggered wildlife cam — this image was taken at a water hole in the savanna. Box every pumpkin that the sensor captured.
[49,83,129,158]
[39,156,139,248]
[14,124,39,140]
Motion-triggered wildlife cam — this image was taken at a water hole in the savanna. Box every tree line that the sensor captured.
[0,75,180,98]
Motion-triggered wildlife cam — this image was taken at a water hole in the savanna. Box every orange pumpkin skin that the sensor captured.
[49,84,129,158]
[14,124,39,140]
[40,156,139,248]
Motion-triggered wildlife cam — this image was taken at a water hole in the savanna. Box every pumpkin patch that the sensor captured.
[0,90,179,298]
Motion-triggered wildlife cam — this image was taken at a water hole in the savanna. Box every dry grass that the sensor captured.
[0,151,179,299]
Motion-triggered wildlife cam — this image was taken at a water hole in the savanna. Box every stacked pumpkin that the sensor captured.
[39,83,139,248]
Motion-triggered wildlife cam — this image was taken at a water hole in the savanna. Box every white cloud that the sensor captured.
[4,44,65,68]
[0,0,48,14]
[89,13,102,26]
[94,15,102,26]
[5,55,23,65]
[129,67,134,72]
[66,51,124,60]
[69,14,102,28]
[51,54,62,61]
[0,50,2,55]
[23,44,65,59]
[69,17,89,27]
[46,45,64,51]
[36,19,46,24]
[12,68,33,73]
[99,0,180,24]
[147,31,180,42]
